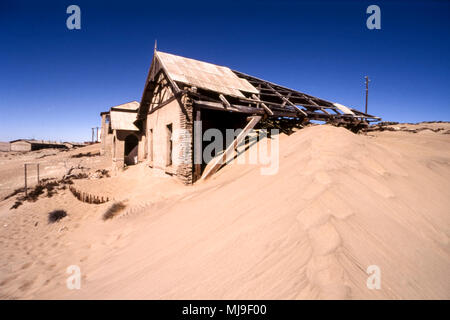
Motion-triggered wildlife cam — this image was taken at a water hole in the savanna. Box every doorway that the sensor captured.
[124,134,139,165]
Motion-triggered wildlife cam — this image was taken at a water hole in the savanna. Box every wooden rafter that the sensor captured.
[200,115,262,180]
[138,51,381,131]
[251,94,274,116]
[264,83,307,117]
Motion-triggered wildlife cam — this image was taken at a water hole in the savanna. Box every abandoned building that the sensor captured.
[100,50,380,183]
[100,101,143,168]
[9,139,70,152]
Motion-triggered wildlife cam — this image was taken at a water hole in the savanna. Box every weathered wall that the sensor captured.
[112,130,142,170]
[10,141,31,152]
[100,114,113,156]
[112,130,124,169]
[145,95,193,184]
[137,125,146,162]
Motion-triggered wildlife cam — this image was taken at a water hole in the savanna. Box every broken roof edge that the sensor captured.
[136,49,380,122]
[232,69,337,106]
[232,69,381,120]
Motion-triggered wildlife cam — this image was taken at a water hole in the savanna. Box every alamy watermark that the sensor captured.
[64,6,381,33]
[173,122,280,176]
[66,265,81,290]
[366,265,381,290]
[366,5,381,30]
[66,5,81,30]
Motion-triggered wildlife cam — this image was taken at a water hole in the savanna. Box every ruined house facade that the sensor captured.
[100,101,145,169]
[101,50,380,184]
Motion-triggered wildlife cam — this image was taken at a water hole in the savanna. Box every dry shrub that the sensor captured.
[48,210,67,223]
[71,151,100,158]
[10,200,23,209]
[3,187,25,201]
[27,185,45,201]
[8,174,89,209]
[95,169,110,178]
[103,202,127,220]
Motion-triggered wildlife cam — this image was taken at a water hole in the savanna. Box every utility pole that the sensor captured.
[365,76,370,114]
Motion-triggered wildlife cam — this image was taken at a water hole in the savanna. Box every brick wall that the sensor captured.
[176,93,193,184]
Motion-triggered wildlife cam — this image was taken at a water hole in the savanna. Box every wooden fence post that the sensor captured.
[24,164,27,196]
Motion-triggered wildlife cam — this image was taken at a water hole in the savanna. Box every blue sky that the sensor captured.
[0,0,449,142]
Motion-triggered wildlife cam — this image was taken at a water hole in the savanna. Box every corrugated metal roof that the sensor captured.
[110,110,139,131]
[156,51,259,98]
[333,103,355,115]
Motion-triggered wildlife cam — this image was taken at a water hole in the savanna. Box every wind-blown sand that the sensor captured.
[0,124,449,299]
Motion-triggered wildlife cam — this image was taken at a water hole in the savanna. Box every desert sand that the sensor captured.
[0,123,449,299]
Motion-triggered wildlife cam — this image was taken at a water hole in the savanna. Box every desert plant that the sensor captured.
[3,187,25,201]
[71,151,100,158]
[10,200,23,209]
[48,210,67,223]
[103,202,127,220]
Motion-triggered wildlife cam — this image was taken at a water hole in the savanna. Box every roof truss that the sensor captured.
[137,51,381,129]
[232,70,380,123]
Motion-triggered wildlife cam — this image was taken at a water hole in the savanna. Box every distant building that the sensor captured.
[100,101,142,168]
[9,139,68,152]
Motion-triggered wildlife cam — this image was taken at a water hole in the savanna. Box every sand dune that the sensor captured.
[0,124,449,299]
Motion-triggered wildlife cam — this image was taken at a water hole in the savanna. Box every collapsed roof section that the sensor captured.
[137,50,380,128]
